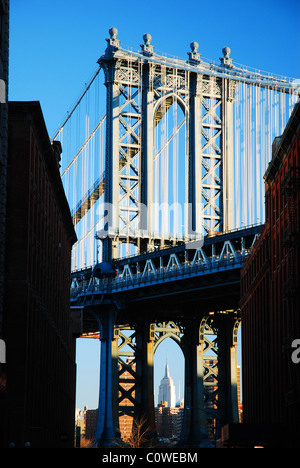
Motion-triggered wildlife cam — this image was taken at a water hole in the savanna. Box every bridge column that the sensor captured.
[222,77,236,232]
[188,72,203,237]
[134,321,157,440]
[94,307,120,446]
[180,318,210,447]
[215,313,240,434]
[99,28,121,262]
[140,46,155,253]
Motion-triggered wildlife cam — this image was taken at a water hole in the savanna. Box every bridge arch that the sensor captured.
[154,332,181,351]
[152,321,184,354]
[153,92,188,122]
[153,330,185,441]
[152,92,188,237]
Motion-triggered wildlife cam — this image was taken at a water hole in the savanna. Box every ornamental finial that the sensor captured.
[220,46,233,67]
[187,41,201,65]
[141,32,154,57]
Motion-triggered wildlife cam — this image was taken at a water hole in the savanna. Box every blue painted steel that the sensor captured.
[71,224,262,303]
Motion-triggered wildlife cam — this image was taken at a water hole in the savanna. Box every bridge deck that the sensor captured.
[70,225,262,330]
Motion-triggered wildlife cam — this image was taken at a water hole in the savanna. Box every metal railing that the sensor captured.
[71,250,248,299]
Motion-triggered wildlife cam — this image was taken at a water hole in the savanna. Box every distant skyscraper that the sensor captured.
[158,357,176,408]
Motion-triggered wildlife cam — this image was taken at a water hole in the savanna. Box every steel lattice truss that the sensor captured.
[97,32,242,261]
[114,317,240,441]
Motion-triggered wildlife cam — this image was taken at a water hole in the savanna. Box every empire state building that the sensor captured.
[158,357,176,407]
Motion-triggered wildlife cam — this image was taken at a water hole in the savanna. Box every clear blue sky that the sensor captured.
[8,0,300,410]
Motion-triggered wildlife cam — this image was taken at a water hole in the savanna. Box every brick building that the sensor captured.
[155,401,184,440]
[0,101,77,447]
[0,0,9,342]
[240,100,300,448]
[85,409,98,442]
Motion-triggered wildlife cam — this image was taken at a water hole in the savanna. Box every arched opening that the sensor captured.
[153,94,187,240]
[75,336,101,446]
[153,336,185,443]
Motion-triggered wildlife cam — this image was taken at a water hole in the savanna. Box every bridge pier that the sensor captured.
[178,312,240,446]
[214,313,240,431]
[134,321,158,440]
[179,318,211,447]
[90,308,241,447]
[93,306,121,447]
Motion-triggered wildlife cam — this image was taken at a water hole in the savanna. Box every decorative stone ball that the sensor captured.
[143,33,152,46]
[109,27,118,39]
[222,46,231,59]
[190,41,199,53]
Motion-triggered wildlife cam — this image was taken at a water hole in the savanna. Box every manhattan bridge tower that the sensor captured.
[60,28,298,446]
[97,28,238,262]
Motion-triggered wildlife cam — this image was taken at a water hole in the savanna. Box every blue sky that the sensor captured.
[8,0,300,410]
[9,0,300,138]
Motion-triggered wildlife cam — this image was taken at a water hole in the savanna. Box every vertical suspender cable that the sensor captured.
[234,83,239,229]
[255,84,260,225]
[247,83,251,226]
[242,82,246,227]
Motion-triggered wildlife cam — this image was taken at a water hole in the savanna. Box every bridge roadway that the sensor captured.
[70,224,262,332]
